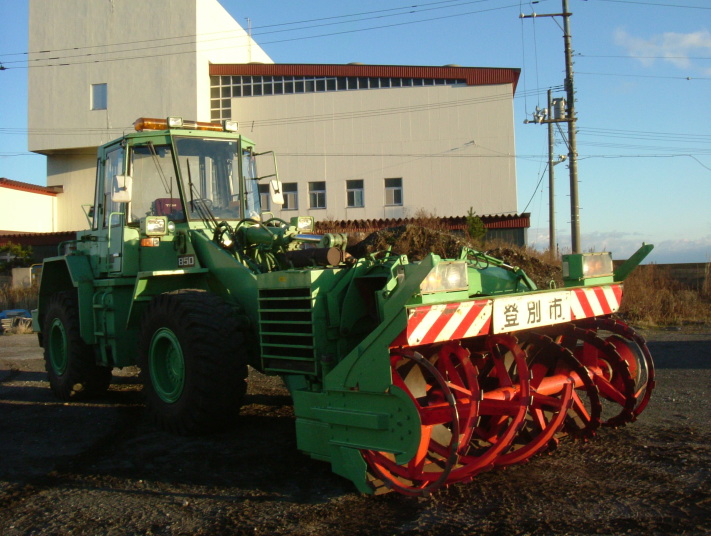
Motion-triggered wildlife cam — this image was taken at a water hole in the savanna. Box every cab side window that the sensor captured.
[102,146,125,228]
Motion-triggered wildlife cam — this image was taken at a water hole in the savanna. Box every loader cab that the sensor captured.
[89,117,282,276]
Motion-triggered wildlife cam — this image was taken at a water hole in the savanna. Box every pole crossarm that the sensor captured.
[519,13,571,19]
[524,118,573,125]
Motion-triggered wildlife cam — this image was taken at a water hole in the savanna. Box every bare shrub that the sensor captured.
[3,319,34,335]
[410,208,449,233]
[0,284,39,311]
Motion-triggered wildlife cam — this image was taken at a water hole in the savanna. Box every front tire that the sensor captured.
[43,290,112,400]
[138,290,248,435]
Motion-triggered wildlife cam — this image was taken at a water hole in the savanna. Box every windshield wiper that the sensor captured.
[186,159,219,231]
[146,142,172,196]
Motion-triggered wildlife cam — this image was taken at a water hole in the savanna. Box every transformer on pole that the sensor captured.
[521,0,581,253]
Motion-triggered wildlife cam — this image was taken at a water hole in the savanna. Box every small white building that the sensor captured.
[0,179,60,233]
[26,0,523,238]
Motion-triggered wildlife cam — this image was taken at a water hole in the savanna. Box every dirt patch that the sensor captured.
[1,328,709,535]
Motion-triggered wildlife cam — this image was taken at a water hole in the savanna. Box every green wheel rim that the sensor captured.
[48,318,68,375]
[149,327,185,403]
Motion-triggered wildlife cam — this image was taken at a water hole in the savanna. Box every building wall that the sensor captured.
[235,83,517,220]
[0,187,57,233]
[195,1,272,122]
[46,151,98,232]
[28,0,272,232]
[27,0,519,233]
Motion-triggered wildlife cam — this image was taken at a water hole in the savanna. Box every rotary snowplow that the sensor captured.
[34,117,654,496]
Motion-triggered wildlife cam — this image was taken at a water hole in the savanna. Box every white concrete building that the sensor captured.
[211,64,519,221]
[26,0,523,237]
[28,0,271,232]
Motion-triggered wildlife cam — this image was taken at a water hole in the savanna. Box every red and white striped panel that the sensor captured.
[570,284,623,319]
[405,300,492,346]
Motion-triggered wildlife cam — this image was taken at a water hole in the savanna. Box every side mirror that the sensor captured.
[270,178,284,206]
[112,174,133,203]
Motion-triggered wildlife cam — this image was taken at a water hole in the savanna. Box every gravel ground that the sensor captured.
[0,326,709,536]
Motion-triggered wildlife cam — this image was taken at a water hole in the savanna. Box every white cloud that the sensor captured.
[614,28,711,74]
[528,228,711,264]
[650,236,711,263]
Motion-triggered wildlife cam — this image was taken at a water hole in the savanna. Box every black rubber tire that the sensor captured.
[138,290,248,435]
[43,290,112,400]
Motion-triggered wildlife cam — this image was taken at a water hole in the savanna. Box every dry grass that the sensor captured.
[3,320,34,335]
[0,284,37,335]
[618,264,711,326]
[0,284,38,312]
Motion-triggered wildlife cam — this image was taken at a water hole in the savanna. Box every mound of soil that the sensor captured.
[348,224,467,261]
[349,225,562,289]
[485,245,564,288]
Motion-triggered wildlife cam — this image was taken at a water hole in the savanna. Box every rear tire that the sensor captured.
[43,290,112,400]
[138,290,248,435]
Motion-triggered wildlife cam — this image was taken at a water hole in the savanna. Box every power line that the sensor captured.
[0,0,477,58]
[581,126,711,139]
[0,86,560,138]
[579,54,711,60]
[2,0,527,70]
[576,71,711,80]
[593,0,711,9]
[240,87,553,129]
[521,163,549,214]
[2,149,709,165]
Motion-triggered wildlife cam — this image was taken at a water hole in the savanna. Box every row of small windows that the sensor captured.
[257,178,403,211]
[210,75,465,121]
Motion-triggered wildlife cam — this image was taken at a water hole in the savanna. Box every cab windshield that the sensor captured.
[174,137,261,221]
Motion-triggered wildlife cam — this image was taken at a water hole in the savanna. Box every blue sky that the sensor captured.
[1,0,709,263]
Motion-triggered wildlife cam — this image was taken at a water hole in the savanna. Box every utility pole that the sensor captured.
[562,0,581,253]
[521,0,581,253]
[547,89,556,257]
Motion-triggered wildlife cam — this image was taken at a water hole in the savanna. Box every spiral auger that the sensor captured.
[521,332,602,442]
[551,323,636,428]
[363,343,474,496]
[578,317,656,420]
[363,336,534,495]
[467,333,572,467]
[458,334,532,474]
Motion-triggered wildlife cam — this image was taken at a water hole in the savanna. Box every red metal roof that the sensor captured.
[0,231,76,246]
[0,178,59,197]
[210,64,520,94]
[315,213,530,234]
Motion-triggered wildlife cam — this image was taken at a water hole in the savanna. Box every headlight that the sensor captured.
[167,116,184,128]
[293,216,315,233]
[563,252,613,281]
[223,120,239,132]
[141,216,168,236]
[420,261,469,294]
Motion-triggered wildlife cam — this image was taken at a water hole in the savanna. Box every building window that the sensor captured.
[258,183,270,212]
[385,178,403,206]
[208,74,467,121]
[282,182,298,210]
[309,181,326,209]
[91,83,107,110]
[346,179,364,208]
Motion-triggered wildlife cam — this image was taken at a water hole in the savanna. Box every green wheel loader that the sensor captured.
[34,117,655,496]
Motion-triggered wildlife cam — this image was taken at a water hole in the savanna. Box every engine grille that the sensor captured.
[258,287,317,375]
